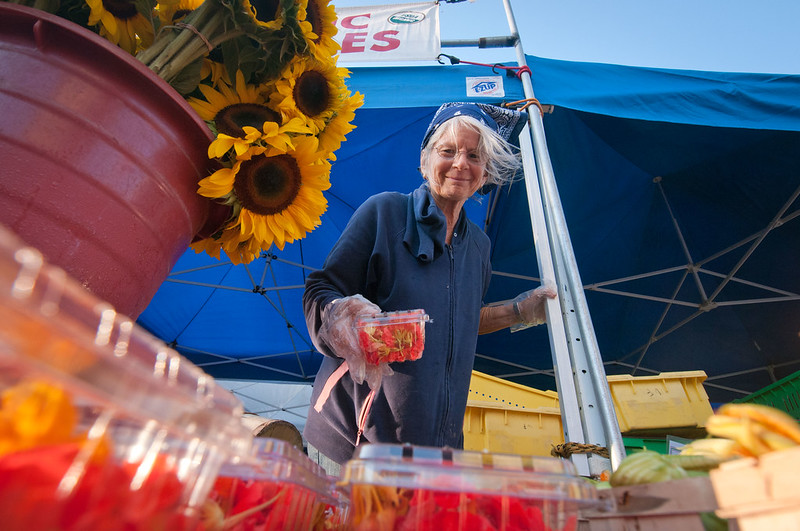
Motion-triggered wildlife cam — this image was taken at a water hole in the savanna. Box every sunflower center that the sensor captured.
[250,0,281,23]
[101,0,138,19]
[306,0,323,43]
[215,103,280,137]
[293,70,330,118]
[169,8,194,23]
[234,155,301,216]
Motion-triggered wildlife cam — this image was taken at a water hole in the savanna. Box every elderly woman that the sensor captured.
[303,102,556,474]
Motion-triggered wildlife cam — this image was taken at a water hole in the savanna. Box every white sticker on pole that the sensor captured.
[333,2,440,63]
[466,76,505,98]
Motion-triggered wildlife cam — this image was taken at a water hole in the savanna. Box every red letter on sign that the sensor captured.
[341,32,368,53]
[341,14,370,29]
[371,30,401,52]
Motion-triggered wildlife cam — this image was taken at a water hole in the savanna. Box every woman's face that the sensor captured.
[423,125,487,210]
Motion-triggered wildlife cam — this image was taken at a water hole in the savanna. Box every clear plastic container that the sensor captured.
[322,484,351,530]
[341,443,607,531]
[354,309,431,365]
[203,438,343,531]
[0,225,253,529]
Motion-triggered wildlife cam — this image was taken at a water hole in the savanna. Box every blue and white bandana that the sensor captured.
[420,102,528,151]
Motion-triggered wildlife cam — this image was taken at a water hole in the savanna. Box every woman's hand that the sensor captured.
[319,295,392,388]
[514,284,557,326]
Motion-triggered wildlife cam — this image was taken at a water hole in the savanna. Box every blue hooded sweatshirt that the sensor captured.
[303,182,491,464]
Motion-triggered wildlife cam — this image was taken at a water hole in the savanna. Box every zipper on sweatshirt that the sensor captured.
[437,243,456,446]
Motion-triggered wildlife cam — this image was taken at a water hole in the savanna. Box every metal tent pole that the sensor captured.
[500,0,626,473]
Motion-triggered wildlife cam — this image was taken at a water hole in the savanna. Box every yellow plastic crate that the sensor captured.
[606,370,714,433]
[466,370,714,446]
[469,370,559,409]
[463,401,564,456]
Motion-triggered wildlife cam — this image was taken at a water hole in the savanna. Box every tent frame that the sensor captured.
[150,0,800,473]
[153,0,628,475]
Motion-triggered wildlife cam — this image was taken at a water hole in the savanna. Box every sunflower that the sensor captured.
[208,132,266,161]
[157,0,204,27]
[297,0,340,62]
[188,71,280,137]
[197,135,331,254]
[200,59,233,87]
[207,116,314,161]
[85,0,155,55]
[191,225,267,265]
[190,235,225,261]
[270,55,347,133]
[221,232,268,265]
[318,90,364,159]
[242,0,288,31]
[198,161,244,200]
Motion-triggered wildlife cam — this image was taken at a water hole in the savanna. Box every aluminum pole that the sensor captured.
[500,0,626,471]
[517,124,590,475]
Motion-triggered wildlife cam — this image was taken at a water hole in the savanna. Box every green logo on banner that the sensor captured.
[388,11,425,24]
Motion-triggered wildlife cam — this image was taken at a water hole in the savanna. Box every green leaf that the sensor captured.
[169,57,205,95]
[135,0,157,19]
[700,512,729,531]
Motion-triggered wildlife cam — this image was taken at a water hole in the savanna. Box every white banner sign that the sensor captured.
[333,2,440,63]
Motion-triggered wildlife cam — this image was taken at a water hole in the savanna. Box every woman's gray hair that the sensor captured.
[420,115,522,188]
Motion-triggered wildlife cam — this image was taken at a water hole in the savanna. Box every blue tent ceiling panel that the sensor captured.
[138,55,800,405]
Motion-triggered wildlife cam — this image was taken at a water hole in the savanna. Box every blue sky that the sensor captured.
[332,0,800,74]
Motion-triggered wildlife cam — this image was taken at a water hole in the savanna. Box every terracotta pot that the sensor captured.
[0,4,227,318]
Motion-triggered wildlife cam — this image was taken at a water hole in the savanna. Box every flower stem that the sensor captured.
[136,0,243,85]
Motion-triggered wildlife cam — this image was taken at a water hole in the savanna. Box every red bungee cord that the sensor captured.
[437,53,532,78]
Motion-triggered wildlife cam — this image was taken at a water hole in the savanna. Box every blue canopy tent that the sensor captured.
[138,55,800,416]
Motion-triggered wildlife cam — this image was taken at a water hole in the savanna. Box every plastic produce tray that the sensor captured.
[341,443,606,530]
[0,225,253,529]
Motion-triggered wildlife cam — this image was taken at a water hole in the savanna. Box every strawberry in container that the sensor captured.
[201,438,339,531]
[354,309,431,365]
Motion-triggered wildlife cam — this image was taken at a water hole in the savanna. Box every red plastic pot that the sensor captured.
[0,4,226,318]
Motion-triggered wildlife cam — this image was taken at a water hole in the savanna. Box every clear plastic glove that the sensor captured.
[318,294,394,389]
[510,283,558,333]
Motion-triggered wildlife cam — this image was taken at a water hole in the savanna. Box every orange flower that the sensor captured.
[0,380,78,457]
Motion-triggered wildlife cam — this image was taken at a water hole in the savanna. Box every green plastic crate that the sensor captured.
[733,369,800,420]
[622,437,668,455]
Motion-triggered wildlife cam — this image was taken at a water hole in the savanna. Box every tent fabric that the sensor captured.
[352,57,800,131]
[138,54,800,406]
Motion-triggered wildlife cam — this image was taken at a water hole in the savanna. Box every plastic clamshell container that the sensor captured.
[0,225,253,529]
[341,443,605,531]
[355,309,430,365]
[325,484,352,530]
[205,437,341,531]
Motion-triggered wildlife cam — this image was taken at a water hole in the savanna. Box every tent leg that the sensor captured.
[501,0,626,473]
